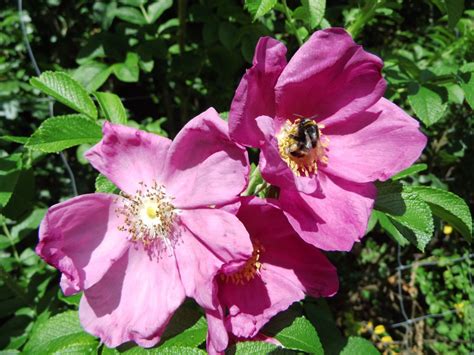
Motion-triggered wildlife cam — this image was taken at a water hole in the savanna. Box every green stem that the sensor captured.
[139,4,151,24]
[347,0,386,39]
[281,0,303,46]
[254,182,271,196]
[2,222,20,265]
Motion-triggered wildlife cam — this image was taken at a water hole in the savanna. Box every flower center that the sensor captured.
[277,118,329,176]
[221,240,265,285]
[116,181,177,247]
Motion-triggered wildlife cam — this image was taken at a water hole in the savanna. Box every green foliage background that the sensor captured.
[0,0,473,354]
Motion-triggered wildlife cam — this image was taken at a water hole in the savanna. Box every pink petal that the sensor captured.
[219,198,338,338]
[79,245,185,348]
[36,194,130,295]
[274,28,385,127]
[280,173,376,251]
[256,116,318,194]
[229,37,287,147]
[163,108,249,209]
[206,307,229,354]
[174,209,253,310]
[322,98,427,182]
[85,122,172,195]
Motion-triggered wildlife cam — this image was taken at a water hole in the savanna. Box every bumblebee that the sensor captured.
[287,118,319,158]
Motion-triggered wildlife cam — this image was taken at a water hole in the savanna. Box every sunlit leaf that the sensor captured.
[30,72,97,119]
[26,114,102,153]
[245,0,277,20]
[94,92,128,124]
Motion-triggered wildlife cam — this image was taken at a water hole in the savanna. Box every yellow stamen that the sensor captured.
[221,240,265,285]
[115,181,176,248]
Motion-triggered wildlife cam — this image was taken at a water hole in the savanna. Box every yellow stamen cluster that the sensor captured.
[277,119,329,177]
[116,181,176,247]
[221,241,265,285]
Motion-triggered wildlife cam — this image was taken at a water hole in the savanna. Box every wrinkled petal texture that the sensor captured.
[280,173,376,251]
[164,108,249,209]
[275,28,385,128]
[36,194,130,295]
[256,116,318,194]
[85,122,172,195]
[229,37,287,147]
[322,98,427,182]
[80,245,185,348]
[175,209,253,311]
[219,198,338,338]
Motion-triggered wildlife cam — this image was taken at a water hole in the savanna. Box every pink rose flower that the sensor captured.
[229,28,427,251]
[208,197,338,346]
[36,108,253,352]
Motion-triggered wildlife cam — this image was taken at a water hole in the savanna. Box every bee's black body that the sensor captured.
[288,119,319,158]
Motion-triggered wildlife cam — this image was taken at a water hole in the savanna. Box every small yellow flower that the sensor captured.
[374,325,386,334]
[443,224,453,235]
[455,302,465,316]
[367,321,374,329]
[381,335,393,343]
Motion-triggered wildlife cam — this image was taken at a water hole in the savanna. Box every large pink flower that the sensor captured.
[229,28,427,251]
[36,108,253,352]
[211,197,338,343]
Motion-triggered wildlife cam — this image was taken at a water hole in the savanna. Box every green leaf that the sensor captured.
[112,53,140,83]
[94,92,128,124]
[119,0,146,6]
[95,174,119,194]
[30,71,97,119]
[340,337,379,355]
[123,346,206,354]
[23,311,98,354]
[460,72,474,110]
[374,210,410,246]
[41,333,98,354]
[114,6,147,25]
[304,299,346,355]
[410,186,472,241]
[1,169,35,220]
[366,211,379,234]
[26,114,102,153]
[243,164,264,196]
[73,62,112,92]
[446,83,464,104]
[58,290,82,307]
[148,0,173,23]
[444,0,464,28]
[7,208,46,246]
[245,0,277,20]
[272,315,323,354]
[0,154,22,208]
[392,163,428,180]
[230,341,280,354]
[301,0,326,28]
[408,85,447,126]
[375,182,434,251]
[159,303,207,348]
